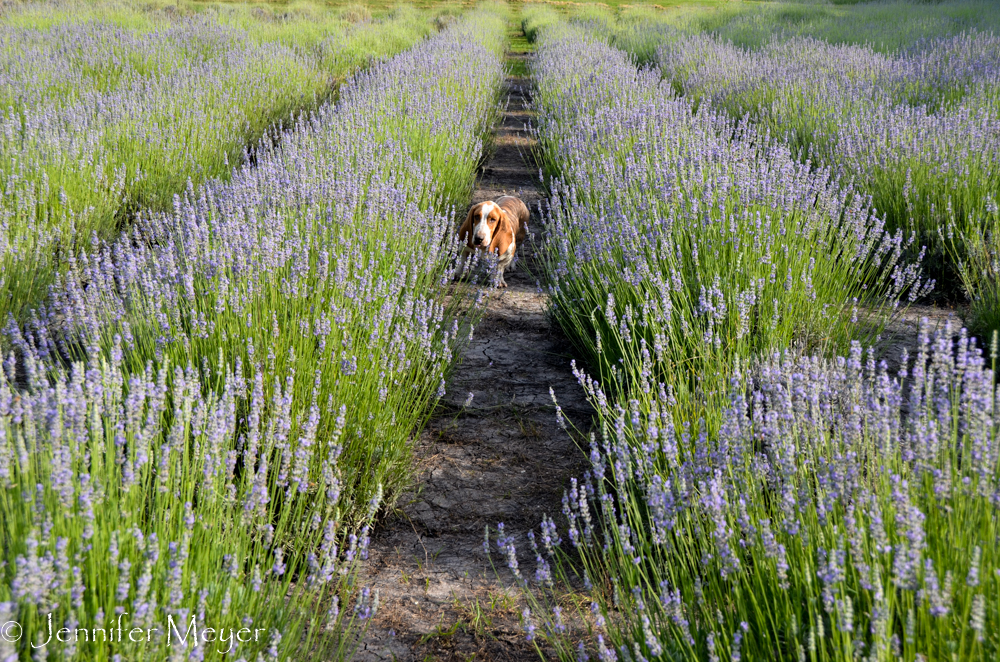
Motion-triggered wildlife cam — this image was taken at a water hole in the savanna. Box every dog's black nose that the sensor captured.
[473,236,483,245]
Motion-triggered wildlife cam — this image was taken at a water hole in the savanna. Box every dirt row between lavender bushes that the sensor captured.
[353,32,966,662]
[354,43,591,662]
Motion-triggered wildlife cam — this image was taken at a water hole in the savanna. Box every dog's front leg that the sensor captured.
[494,244,514,288]
[496,265,508,288]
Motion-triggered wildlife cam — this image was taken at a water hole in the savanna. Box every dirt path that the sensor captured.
[354,47,590,662]
[874,303,966,374]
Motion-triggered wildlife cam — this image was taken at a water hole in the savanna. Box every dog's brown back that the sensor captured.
[496,196,529,242]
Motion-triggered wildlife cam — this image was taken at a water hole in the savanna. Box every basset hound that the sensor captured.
[458,196,529,287]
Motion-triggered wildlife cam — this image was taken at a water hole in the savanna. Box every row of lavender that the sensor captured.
[629,23,1000,336]
[530,21,926,421]
[0,4,433,325]
[501,23,998,662]
[0,9,506,661]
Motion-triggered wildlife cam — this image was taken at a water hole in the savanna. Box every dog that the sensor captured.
[458,196,529,287]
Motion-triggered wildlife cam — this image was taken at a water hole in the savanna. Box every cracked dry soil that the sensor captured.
[355,51,589,662]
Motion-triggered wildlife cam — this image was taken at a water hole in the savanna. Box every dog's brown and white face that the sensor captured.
[459,201,507,251]
[458,199,523,287]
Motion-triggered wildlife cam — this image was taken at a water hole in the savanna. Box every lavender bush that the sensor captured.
[0,14,325,322]
[522,4,560,42]
[948,201,1000,340]
[505,323,1000,661]
[643,1,1000,53]
[0,347,374,661]
[505,18,999,662]
[12,3,506,527]
[532,25,926,420]
[643,24,1000,297]
[315,6,434,77]
[0,2,437,324]
[0,6,508,660]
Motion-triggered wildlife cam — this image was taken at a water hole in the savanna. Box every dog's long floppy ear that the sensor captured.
[459,204,478,247]
[488,210,515,257]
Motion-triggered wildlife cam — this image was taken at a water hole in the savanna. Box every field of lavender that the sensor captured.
[0,1,435,324]
[614,10,1000,338]
[3,1,999,660]
[0,3,506,660]
[499,7,1000,662]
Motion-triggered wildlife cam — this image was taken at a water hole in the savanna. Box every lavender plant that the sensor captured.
[1,7,509,660]
[503,322,1000,662]
[948,200,1000,340]
[0,347,374,661]
[532,25,926,420]
[645,25,1000,293]
[509,20,999,662]
[316,6,434,77]
[11,7,506,527]
[0,14,327,322]
[706,1,1000,52]
[522,4,560,43]
[501,14,998,662]
[635,1,1000,53]
[0,3,438,324]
